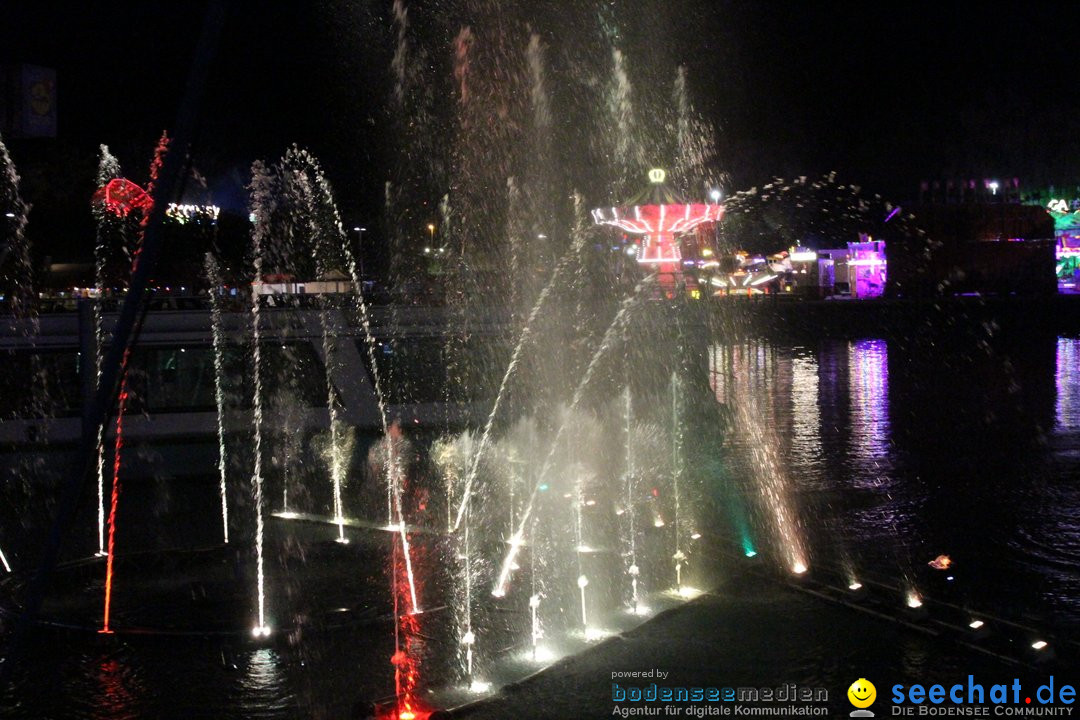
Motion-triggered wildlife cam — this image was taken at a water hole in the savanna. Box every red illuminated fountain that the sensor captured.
[592,168,723,289]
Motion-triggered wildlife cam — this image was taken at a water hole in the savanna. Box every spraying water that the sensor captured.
[91,145,124,556]
[100,350,132,634]
[623,385,640,609]
[735,397,809,575]
[494,274,654,597]
[315,302,347,543]
[671,371,685,589]
[452,223,590,533]
[248,161,273,637]
[204,253,230,544]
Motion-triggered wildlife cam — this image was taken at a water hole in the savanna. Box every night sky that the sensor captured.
[2,1,1079,263]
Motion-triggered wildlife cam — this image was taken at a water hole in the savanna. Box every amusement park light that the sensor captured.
[789,249,817,262]
[593,170,723,268]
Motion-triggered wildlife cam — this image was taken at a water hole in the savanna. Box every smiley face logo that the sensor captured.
[848,678,876,708]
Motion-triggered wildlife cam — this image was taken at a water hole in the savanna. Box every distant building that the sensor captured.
[254,269,352,296]
[1047,199,1080,294]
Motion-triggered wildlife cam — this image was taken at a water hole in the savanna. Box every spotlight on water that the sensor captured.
[791,562,808,575]
[906,592,923,609]
[968,619,985,630]
[848,582,863,591]
[251,625,272,639]
[744,549,758,558]
[664,586,703,601]
[523,645,556,663]
[1031,640,1048,651]
[468,680,492,693]
[583,627,611,642]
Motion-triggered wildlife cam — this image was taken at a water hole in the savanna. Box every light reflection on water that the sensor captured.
[1057,337,1080,436]
[710,335,1080,625]
[848,338,891,487]
[1014,337,1080,611]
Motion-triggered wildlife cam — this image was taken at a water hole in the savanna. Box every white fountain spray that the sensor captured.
[608,47,637,190]
[624,385,639,610]
[91,145,123,556]
[573,465,595,634]
[337,197,420,612]
[493,274,654,597]
[204,253,230,544]
[452,206,591,533]
[461,495,474,680]
[315,303,347,544]
[529,588,541,659]
[577,573,589,630]
[248,161,273,637]
[736,396,808,575]
[0,544,10,573]
[671,371,685,590]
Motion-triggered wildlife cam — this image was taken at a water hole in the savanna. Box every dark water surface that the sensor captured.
[1,332,1077,718]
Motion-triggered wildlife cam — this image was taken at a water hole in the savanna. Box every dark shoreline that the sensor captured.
[708,294,1080,340]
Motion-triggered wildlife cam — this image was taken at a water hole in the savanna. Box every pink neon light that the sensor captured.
[594,203,723,264]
